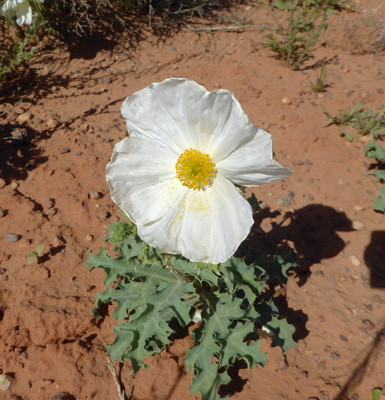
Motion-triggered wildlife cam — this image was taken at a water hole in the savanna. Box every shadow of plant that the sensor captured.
[247,203,354,286]
[0,122,49,183]
[364,230,385,288]
[333,321,385,400]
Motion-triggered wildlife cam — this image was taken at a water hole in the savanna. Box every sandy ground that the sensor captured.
[1,1,385,399]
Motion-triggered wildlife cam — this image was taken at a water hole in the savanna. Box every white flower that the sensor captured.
[1,0,42,25]
[107,78,293,264]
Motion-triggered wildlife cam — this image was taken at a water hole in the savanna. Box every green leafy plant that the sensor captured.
[27,244,44,264]
[86,217,298,400]
[310,66,329,92]
[263,0,328,70]
[365,142,385,212]
[323,103,385,141]
[0,11,46,80]
[324,104,385,212]
[372,388,383,400]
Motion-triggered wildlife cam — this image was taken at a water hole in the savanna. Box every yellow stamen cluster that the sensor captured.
[176,148,216,190]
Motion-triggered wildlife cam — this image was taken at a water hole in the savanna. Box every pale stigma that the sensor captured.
[175,148,216,190]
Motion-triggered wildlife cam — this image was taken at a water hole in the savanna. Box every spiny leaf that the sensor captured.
[185,291,267,400]
[267,316,297,352]
[365,141,385,163]
[92,259,196,371]
[373,185,385,213]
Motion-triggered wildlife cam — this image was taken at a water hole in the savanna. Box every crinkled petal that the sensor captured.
[106,137,181,224]
[216,128,293,186]
[178,175,253,263]
[120,78,258,159]
[137,175,253,264]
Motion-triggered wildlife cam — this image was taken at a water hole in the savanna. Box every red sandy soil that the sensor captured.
[1,1,385,399]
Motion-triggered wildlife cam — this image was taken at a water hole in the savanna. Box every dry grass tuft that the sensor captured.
[325,11,385,54]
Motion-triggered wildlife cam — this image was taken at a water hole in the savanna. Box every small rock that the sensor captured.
[282,97,291,105]
[0,178,6,188]
[46,118,60,129]
[352,221,365,230]
[49,393,72,400]
[16,112,31,123]
[6,234,21,242]
[86,234,94,241]
[313,271,324,277]
[330,352,340,361]
[277,197,292,206]
[59,147,70,154]
[90,191,102,199]
[0,268,6,274]
[101,211,111,219]
[0,374,13,391]
[44,198,55,209]
[350,256,361,266]
[277,356,289,370]
[340,335,348,341]
[354,206,363,211]
[286,191,295,199]
[47,207,58,216]
[0,209,6,218]
[11,182,19,190]
[305,159,313,165]
[103,77,112,84]
[362,319,375,331]
[351,394,359,400]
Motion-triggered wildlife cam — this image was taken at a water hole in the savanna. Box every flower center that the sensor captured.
[175,148,216,190]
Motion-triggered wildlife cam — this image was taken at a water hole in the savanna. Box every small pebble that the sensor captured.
[350,256,361,266]
[277,356,289,370]
[0,374,12,391]
[6,234,21,242]
[86,235,94,241]
[11,182,19,190]
[282,97,291,105]
[47,207,58,216]
[330,352,340,361]
[101,211,111,219]
[59,147,70,154]
[46,118,60,129]
[49,393,72,400]
[340,335,348,341]
[362,319,375,331]
[44,198,55,209]
[0,268,6,274]
[277,197,292,206]
[16,112,31,123]
[0,209,6,218]
[354,206,363,211]
[103,77,112,84]
[352,221,365,230]
[90,191,102,199]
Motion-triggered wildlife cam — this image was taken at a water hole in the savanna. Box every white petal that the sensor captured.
[106,137,181,224]
[120,78,257,159]
[138,175,253,263]
[177,175,253,263]
[216,128,293,186]
[121,78,206,154]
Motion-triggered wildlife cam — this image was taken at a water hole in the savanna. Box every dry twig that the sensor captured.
[96,357,125,400]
